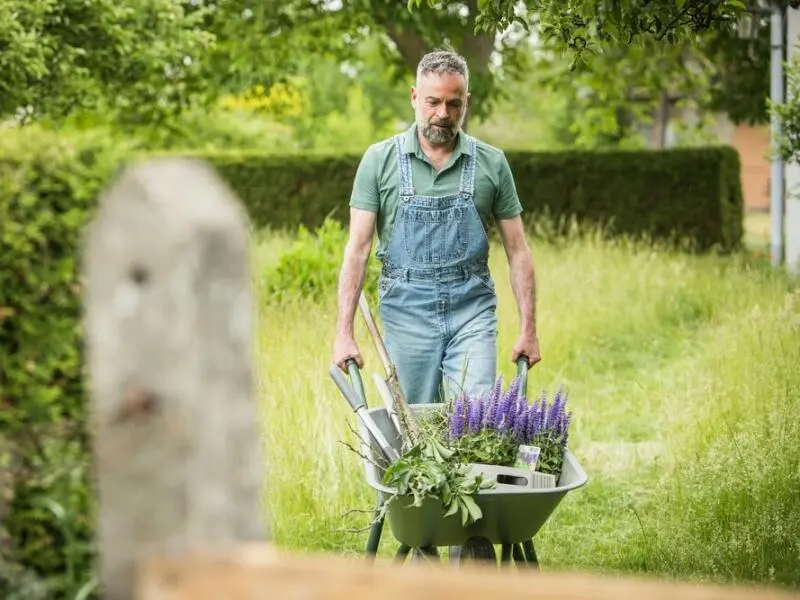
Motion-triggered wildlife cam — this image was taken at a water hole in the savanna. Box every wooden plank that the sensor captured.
[136,545,800,600]
[82,158,267,600]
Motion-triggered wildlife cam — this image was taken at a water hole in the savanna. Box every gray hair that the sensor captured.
[416,50,469,89]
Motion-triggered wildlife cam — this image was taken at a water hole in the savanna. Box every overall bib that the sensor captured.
[378,134,498,405]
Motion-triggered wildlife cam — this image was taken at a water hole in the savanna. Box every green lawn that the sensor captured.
[252,216,800,589]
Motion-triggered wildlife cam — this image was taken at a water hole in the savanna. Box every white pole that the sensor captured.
[785,7,800,276]
[770,3,785,268]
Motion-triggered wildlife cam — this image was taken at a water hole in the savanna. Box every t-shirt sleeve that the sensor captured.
[493,151,523,220]
[349,144,381,213]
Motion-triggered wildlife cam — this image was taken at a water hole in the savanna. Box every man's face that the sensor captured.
[411,72,469,146]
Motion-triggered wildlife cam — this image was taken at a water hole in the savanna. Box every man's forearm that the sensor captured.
[336,243,370,337]
[509,250,537,335]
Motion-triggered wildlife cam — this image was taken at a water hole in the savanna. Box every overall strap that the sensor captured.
[393,135,415,198]
[458,137,478,197]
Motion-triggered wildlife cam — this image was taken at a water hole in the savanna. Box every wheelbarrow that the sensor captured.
[330,353,588,569]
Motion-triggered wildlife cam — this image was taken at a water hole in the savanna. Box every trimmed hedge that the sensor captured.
[194,145,743,252]
[199,151,360,230]
[505,146,744,252]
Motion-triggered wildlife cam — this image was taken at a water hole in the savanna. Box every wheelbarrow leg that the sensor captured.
[512,543,536,569]
[364,495,384,560]
[522,539,540,570]
[394,544,412,564]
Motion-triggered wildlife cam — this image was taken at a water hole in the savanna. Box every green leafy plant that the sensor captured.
[261,216,380,305]
[452,428,519,467]
[381,435,493,526]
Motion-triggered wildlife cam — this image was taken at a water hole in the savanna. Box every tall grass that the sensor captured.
[253,224,799,588]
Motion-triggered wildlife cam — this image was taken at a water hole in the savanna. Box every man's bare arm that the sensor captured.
[496,215,540,366]
[333,207,377,368]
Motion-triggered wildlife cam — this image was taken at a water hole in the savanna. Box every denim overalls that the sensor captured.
[378,134,498,405]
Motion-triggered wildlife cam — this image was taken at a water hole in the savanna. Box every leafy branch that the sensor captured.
[382,435,493,526]
[407,0,751,63]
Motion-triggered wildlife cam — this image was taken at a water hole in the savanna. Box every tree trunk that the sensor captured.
[652,92,671,148]
[379,0,495,133]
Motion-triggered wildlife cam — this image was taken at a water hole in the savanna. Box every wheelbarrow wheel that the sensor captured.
[448,537,496,567]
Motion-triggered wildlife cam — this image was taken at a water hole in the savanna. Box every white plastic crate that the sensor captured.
[469,462,557,491]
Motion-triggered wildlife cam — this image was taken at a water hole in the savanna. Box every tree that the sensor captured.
[0,0,215,129]
[701,16,772,126]
[204,0,533,130]
[525,35,717,149]
[473,0,778,149]
[772,48,800,164]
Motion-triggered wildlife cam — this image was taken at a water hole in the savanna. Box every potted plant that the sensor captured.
[446,375,572,488]
[373,374,574,526]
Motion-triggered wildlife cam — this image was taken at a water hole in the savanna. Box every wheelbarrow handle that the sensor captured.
[516,355,530,400]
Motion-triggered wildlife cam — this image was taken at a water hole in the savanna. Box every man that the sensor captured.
[332,49,540,405]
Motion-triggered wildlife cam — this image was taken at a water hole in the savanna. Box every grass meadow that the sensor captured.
[251,215,800,589]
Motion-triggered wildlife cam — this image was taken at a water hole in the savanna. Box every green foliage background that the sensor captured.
[0,129,130,599]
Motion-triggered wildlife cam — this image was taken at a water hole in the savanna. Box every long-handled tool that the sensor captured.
[358,291,420,443]
[329,360,399,463]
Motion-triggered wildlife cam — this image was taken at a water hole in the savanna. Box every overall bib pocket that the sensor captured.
[403,203,468,264]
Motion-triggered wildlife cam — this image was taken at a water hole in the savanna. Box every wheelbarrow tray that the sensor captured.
[358,406,588,549]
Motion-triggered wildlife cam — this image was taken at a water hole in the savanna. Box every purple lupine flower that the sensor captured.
[449,393,467,440]
[522,402,534,441]
[467,393,484,433]
[483,377,502,428]
[524,395,537,434]
[526,390,546,439]
[496,376,521,432]
[509,386,529,441]
[516,390,528,423]
[546,397,561,433]
[530,398,543,440]
[542,394,553,430]
[512,400,529,442]
[560,410,573,447]
[545,387,565,431]
[553,387,569,437]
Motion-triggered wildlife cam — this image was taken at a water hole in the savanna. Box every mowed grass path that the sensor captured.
[252,224,800,589]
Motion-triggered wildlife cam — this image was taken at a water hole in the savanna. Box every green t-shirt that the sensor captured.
[349,124,523,260]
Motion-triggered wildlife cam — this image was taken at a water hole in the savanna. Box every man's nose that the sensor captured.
[436,104,449,119]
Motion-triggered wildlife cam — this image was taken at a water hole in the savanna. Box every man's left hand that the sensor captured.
[511,332,541,369]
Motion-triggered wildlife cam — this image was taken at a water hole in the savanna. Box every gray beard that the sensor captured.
[419,119,459,145]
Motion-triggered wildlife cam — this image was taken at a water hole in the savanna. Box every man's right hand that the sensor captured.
[333,334,363,371]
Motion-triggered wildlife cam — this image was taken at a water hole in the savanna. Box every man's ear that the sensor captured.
[410,86,418,108]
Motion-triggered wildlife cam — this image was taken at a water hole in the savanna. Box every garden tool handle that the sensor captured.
[329,362,399,463]
[346,358,369,406]
[330,361,366,413]
[516,355,530,399]
[358,291,392,377]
